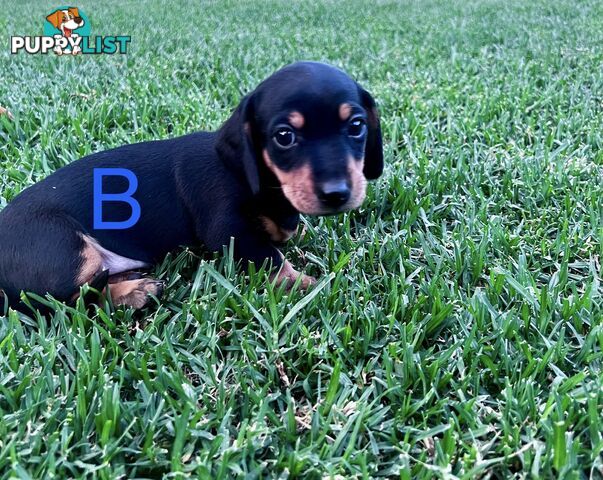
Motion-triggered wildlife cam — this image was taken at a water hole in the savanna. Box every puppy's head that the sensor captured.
[46,7,84,33]
[216,62,383,215]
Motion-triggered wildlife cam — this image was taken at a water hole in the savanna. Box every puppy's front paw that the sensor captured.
[272,260,316,290]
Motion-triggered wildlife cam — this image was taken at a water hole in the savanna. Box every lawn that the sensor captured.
[1,0,602,478]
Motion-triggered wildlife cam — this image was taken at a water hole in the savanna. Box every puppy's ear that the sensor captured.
[215,94,261,195]
[357,84,383,179]
[46,10,63,29]
[69,7,81,18]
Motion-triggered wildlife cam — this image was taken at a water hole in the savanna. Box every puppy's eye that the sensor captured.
[273,126,296,149]
[348,117,366,138]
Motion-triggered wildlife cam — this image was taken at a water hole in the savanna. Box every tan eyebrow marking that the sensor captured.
[288,111,304,129]
[339,103,352,121]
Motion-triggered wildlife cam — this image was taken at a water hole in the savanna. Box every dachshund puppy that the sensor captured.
[0,62,383,312]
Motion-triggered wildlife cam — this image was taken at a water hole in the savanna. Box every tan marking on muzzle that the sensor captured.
[288,111,304,129]
[259,215,298,243]
[263,149,323,214]
[339,103,352,121]
[348,155,367,209]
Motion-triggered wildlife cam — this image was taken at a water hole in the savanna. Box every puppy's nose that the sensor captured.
[74,16,83,24]
[317,180,351,208]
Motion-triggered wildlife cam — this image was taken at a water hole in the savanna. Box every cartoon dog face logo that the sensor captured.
[46,8,85,38]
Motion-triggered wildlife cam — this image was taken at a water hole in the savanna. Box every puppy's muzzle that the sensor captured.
[317,179,351,209]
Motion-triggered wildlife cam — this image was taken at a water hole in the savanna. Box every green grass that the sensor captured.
[1,0,603,477]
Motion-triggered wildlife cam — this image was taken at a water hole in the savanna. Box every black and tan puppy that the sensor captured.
[0,62,383,312]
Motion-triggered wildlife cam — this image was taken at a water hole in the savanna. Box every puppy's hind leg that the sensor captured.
[0,213,100,312]
[107,277,164,309]
[77,236,163,309]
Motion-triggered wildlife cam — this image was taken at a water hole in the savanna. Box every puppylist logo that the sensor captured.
[11,6,130,55]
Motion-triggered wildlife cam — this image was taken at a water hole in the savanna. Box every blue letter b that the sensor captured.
[93,168,141,230]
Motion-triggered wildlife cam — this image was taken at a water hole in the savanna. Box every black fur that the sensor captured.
[0,61,383,311]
